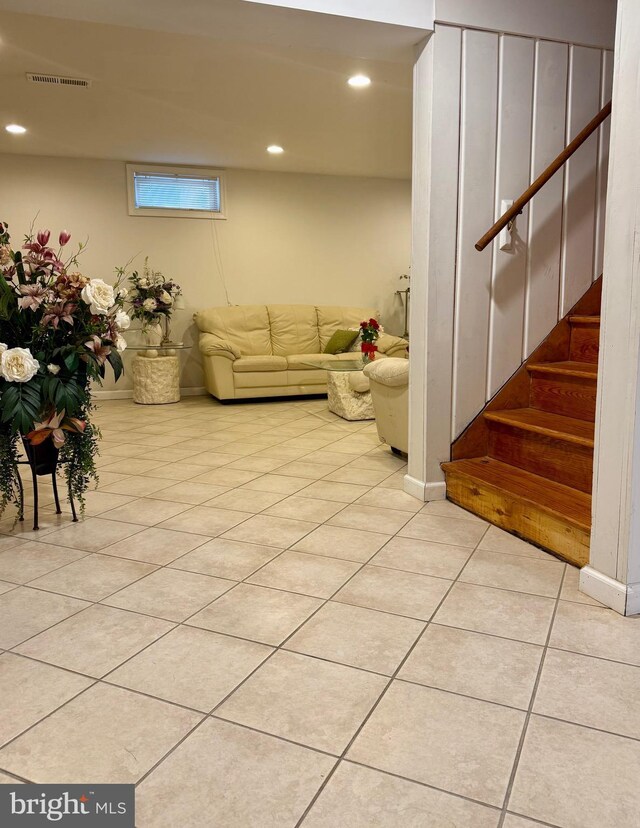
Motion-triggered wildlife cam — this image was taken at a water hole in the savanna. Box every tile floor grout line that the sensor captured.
[496,563,569,827]
[504,808,564,828]
[3,397,609,825]
[342,758,504,815]
[17,611,640,751]
[0,767,36,784]
[0,674,103,754]
[0,550,94,589]
[2,408,378,764]
[129,405,395,790]
[294,523,491,826]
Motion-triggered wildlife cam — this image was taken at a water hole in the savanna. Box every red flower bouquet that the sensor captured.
[359,317,381,363]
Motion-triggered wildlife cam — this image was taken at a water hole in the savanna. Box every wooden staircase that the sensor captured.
[442,280,601,566]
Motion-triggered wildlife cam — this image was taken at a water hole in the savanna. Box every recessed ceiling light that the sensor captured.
[5,124,27,134]
[348,75,371,88]
[267,145,284,154]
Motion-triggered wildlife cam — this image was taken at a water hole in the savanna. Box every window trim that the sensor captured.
[126,163,226,219]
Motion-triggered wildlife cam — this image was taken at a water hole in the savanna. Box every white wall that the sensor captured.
[435,0,617,48]
[244,0,434,29]
[450,26,612,438]
[584,0,640,614]
[407,6,615,498]
[0,154,411,392]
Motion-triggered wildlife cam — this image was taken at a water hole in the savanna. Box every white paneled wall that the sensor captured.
[442,23,613,439]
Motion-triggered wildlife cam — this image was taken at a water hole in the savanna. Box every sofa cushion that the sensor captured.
[324,329,359,354]
[316,306,378,350]
[286,352,356,370]
[234,372,291,389]
[267,305,320,356]
[194,305,272,356]
[233,355,288,373]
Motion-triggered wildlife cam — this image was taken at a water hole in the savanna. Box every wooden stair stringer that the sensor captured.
[452,277,602,462]
[445,276,601,564]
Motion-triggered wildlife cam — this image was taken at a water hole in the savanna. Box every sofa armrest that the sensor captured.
[199,332,240,360]
[377,332,408,357]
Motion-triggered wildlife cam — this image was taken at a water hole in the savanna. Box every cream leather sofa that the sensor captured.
[194,304,408,400]
[364,358,409,454]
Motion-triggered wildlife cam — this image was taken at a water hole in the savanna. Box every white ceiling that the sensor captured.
[0,0,421,178]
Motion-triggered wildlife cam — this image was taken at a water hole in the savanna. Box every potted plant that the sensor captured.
[128,260,182,345]
[359,317,381,363]
[0,221,128,521]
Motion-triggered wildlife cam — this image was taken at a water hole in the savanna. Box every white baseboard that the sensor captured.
[93,387,207,400]
[403,475,446,502]
[424,480,447,501]
[580,566,640,616]
[403,474,425,500]
[93,389,134,400]
[180,387,207,397]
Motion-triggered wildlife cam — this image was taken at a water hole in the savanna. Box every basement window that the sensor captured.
[126,164,226,219]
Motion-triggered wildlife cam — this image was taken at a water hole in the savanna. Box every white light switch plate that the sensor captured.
[499,199,515,251]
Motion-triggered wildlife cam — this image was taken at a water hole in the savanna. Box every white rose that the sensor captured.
[118,286,128,299]
[115,309,131,330]
[115,334,127,352]
[1,347,40,383]
[0,343,7,355]
[160,290,173,306]
[81,278,115,315]
[47,363,60,375]
[138,277,149,288]
[142,298,157,312]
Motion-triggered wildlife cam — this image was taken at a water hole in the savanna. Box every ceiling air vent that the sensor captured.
[26,73,91,88]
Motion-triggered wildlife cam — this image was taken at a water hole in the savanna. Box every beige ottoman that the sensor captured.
[132,355,180,405]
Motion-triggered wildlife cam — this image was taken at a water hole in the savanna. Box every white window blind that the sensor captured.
[133,172,221,212]
[126,164,226,219]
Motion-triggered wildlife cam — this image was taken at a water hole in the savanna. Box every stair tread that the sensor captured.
[442,456,591,529]
[528,360,597,379]
[484,407,594,447]
[569,315,600,325]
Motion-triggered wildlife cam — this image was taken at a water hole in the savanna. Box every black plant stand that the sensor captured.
[18,440,78,531]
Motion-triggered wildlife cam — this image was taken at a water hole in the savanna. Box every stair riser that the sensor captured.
[529,373,596,421]
[569,323,599,363]
[488,423,593,493]
[444,470,590,566]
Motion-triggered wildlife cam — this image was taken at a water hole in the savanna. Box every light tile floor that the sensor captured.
[0,396,638,826]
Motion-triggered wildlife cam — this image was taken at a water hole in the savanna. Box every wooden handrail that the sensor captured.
[475,99,612,252]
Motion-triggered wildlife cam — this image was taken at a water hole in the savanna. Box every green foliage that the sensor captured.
[107,349,123,382]
[59,407,101,513]
[0,430,22,518]
[0,379,42,434]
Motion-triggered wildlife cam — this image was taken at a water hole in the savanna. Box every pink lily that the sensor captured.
[26,409,86,449]
[37,229,50,246]
[59,230,71,246]
[18,283,48,310]
[84,335,111,366]
[41,302,76,328]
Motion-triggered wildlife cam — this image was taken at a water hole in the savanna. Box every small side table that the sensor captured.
[300,357,375,421]
[132,343,191,405]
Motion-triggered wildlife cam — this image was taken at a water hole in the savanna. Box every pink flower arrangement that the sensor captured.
[0,219,128,517]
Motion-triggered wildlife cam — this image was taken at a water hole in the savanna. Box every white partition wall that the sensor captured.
[407,5,615,499]
[582,0,640,615]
